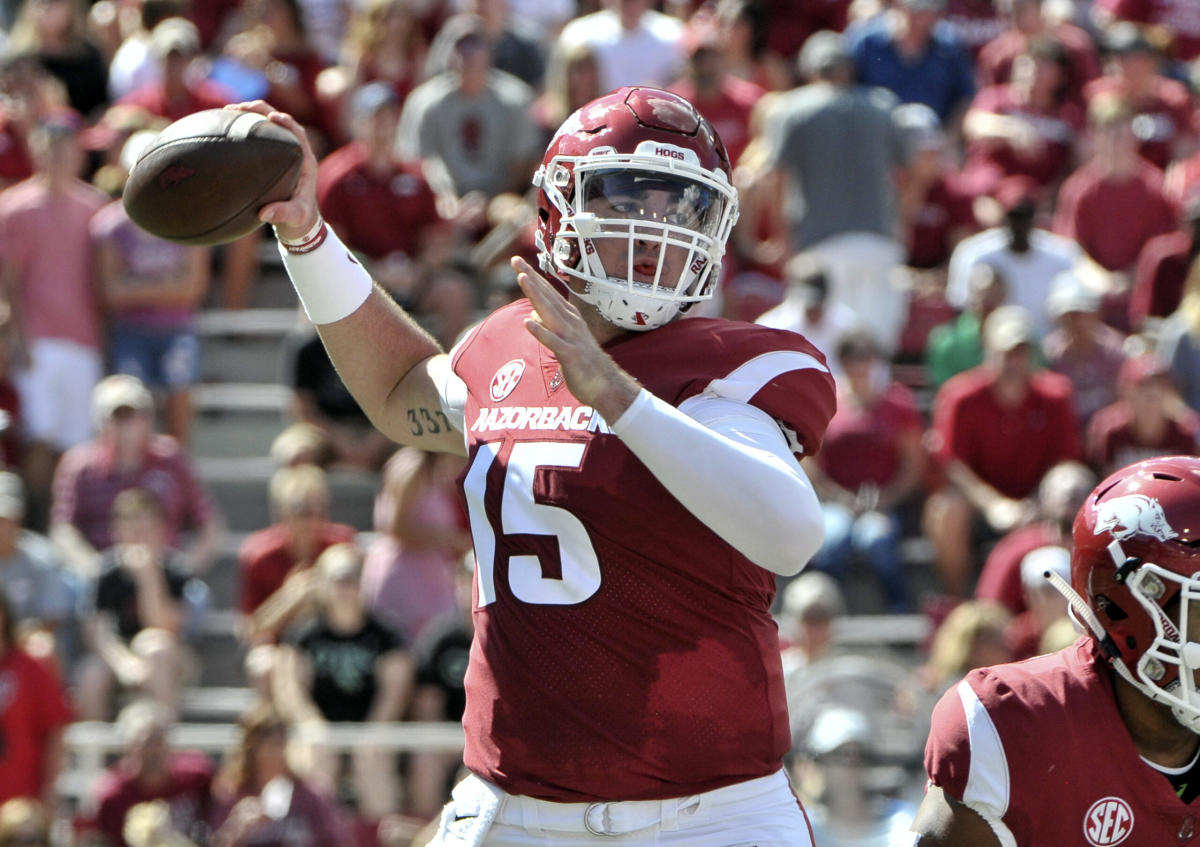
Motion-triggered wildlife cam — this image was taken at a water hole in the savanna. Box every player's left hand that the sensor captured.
[512,256,641,422]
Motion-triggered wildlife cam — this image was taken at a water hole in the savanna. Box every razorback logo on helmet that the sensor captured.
[1083,796,1134,846]
[1093,495,1179,542]
[490,359,526,402]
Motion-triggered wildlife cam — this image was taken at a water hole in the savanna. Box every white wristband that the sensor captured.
[278,224,373,325]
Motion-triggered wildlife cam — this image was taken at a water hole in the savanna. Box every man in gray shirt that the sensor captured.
[396,15,542,219]
[758,31,909,352]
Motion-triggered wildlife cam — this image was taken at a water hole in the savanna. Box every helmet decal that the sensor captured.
[1093,494,1179,542]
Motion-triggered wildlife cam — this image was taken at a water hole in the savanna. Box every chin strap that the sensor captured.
[1044,564,1143,692]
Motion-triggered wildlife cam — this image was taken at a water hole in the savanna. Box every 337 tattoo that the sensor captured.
[407,407,452,436]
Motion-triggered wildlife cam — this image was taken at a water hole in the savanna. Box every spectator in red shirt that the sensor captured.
[237,464,356,652]
[50,375,221,581]
[1004,544,1072,660]
[960,37,1085,201]
[1092,0,1200,64]
[117,18,234,123]
[1042,270,1128,425]
[209,702,347,847]
[1130,187,1200,331]
[974,459,1096,613]
[893,102,977,270]
[1086,352,1199,474]
[0,590,71,810]
[715,0,797,92]
[1083,23,1197,172]
[668,12,765,167]
[803,331,925,611]
[977,0,1100,106]
[316,81,448,303]
[923,305,1083,596]
[83,698,215,847]
[1052,92,1177,329]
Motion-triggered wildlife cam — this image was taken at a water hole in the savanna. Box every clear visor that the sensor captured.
[579,169,725,239]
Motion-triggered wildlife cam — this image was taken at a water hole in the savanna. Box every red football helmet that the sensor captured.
[532,86,739,331]
[1067,456,1200,730]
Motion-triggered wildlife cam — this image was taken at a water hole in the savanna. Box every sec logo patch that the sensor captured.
[490,359,526,402]
[1084,796,1134,846]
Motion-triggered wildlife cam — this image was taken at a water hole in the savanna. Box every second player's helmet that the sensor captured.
[533,87,739,331]
[1070,456,1200,731]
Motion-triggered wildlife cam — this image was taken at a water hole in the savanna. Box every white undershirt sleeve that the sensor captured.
[609,388,824,576]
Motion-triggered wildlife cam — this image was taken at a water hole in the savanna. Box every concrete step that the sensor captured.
[197,457,380,532]
[196,308,301,384]
[191,383,291,458]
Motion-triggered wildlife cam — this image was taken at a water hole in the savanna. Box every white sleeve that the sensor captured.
[427,354,467,434]
[609,389,824,576]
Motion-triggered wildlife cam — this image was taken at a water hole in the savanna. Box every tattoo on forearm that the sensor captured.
[406,407,452,436]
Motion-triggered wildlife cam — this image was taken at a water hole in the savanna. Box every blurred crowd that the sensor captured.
[0,0,1198,843]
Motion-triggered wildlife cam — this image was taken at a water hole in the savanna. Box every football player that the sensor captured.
[233,86,835,846]
[911,455,1200,846]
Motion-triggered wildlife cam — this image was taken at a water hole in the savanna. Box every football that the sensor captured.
[123,108,302,246]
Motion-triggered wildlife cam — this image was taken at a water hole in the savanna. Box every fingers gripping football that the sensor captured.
[512,257,641,422]
[225,101,322,240]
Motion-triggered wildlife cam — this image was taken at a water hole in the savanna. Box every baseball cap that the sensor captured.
[1020,545,1070,590]
[893,102,946,158]
[781,570,846,621]
[92,374,154,424]
[150,17,200,58]
[1118,353,1171,389]
[1106,22,1157,56]
[1046,271,1099,319]
[349,81,399,121]
[0,472,25,520]
[798,30,851,78]
[982,304,1037,353]
[806,707,871,758]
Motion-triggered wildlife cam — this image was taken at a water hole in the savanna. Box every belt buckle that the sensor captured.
[583,802,614,836]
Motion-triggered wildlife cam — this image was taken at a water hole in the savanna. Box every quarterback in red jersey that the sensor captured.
[234,86,835,846]
[911,455,1200,846]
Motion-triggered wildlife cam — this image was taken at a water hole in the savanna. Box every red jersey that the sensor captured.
[931,366,1082,499]
[1053,159,1177,272]
[976,26,1100,106]
[51,434,216,552]
[1084,76,1197,171]
[237,522,358,615]
[1095,0,1200,61]
[961,85,1083,197]
[905,175,978,269]
[1085,401,1199,472]
[667,76,765,166]
[974,521,1063,614]
[927,638,1200,845]
[90,752,215,847]
[1132,230,1192,327]
[816,382,923,491]
[0,647,72,803]
[315,143,441,261]
[452,302,835,802]
[117,82,235,123]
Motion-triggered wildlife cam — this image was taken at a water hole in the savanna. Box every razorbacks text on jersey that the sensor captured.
[450,300,836,802]
[927,637,1200,846]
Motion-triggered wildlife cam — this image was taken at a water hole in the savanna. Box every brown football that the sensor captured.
[123,109,302,246]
